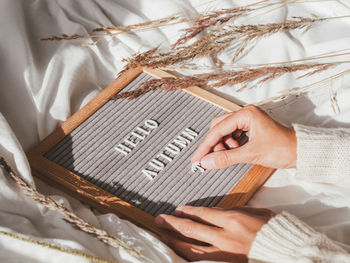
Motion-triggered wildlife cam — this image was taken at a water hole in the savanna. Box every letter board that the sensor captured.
[27,67,275,236]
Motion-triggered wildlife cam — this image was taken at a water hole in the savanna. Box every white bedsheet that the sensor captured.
[1,0,350,262]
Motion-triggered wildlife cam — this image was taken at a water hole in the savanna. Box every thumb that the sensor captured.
[200,144,252,169]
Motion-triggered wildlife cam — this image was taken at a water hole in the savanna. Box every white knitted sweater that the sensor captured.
[248,124,350,263]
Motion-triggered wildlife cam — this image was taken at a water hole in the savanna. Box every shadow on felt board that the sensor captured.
[40,121,252,218]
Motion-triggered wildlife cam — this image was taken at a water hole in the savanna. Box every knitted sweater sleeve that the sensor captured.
[248,124,350,263]
[248,211,350,263]
[293,123,350,183]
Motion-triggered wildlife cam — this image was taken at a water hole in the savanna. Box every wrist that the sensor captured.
[275,127,297,169]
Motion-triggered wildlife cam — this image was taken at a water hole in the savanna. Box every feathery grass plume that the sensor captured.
[112,76,207,99]
[41,33,85,41]
[123,16,330,71]
[201,63,332,88]
[159,50,350,72]
[40,0,348,45]
[246,65,350,106]
[114,63,333,99]
[120,47,159,74]
[0,157,154,263]
[330,90,340,114]
[40,15,181,43]
[40,0,265,43]
[172,0,286,48]
[92,16,178,32]
[228,16,326,62]
[172,6,250,48]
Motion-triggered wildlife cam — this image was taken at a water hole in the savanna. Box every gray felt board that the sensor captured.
[45,72,252,216]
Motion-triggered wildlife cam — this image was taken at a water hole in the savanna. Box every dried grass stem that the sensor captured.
[114,62,333,99]
[0,157,153,263]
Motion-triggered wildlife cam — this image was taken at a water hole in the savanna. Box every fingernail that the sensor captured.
[175,207,183,216]
[160,236,168,244]
[201,155,214,169]
[232,130,242,139]
[155,215,165,225]
[239,135,249,146]
[227,140,237,148]
[190,155,196,163]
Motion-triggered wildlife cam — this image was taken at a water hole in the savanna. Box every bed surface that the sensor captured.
[1,0,350,262]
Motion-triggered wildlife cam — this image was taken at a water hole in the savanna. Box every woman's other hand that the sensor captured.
[156,206,275,262]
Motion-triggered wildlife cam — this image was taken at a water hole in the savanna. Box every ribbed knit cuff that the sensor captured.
[248,212,348,263]
[293,124,350,183]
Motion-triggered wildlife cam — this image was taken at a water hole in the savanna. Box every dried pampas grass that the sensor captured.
[114,63,334,99]
[40,0,350,108]
[40,15,184,45]
[172,6,250,48]
[122,16,341,71]
[112,75,206,99]
[0,157,153,263]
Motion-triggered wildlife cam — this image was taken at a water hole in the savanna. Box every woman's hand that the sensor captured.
[191,105,297,169]
[156,206,275,262]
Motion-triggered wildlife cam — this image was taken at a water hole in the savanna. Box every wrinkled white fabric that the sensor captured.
[1,0,350,262]
[0,113,186,262]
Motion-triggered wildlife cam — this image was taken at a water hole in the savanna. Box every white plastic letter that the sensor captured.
[145,119,159,129]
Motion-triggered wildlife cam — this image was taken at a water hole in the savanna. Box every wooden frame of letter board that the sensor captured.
[27,67,275,237]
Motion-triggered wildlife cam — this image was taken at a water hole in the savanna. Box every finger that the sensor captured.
[229,206,276,217]
[213,206,275,218]
[160,234,219,261]
[191,112,250,163]
[161,234,243,262]
[200,145,252,169]
[238,134,249,146]
[232,129,243,139]
[213,142,226,152]
[223,135,239,149]
[175,206,229,228]
[210,113,232,129]
[155,214,223,244]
